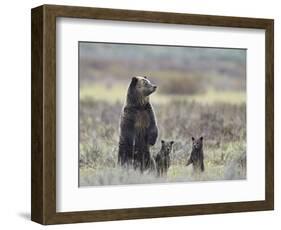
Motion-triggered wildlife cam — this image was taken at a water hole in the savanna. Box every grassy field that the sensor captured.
[80,84,246,105]
[79,84,246,186]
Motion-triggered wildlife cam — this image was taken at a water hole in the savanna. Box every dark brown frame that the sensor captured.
[31,4,274,225]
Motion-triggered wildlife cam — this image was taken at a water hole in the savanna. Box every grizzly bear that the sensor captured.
[155,140,174,176]
[186,136,205,172]
[118,76,158,172]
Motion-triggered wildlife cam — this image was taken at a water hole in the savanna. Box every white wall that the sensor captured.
[0,0,279,229]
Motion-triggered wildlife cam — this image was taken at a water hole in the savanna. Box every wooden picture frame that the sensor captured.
[31,4,274,225]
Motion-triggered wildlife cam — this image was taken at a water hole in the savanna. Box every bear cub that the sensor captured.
[155,140,174,176]
[186,136,205,172]
[118,76,158,172]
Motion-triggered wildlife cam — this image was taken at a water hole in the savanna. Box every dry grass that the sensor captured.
[79,96,246,186]
[80,84,246,105]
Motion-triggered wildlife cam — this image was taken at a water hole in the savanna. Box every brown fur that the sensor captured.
[118,76,158,172]
[155,140,174,176]
[186,136,205,172]
[135,111,150,129]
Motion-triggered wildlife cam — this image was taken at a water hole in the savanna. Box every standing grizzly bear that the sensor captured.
[155,140,174,176]
[118,76,158,172]
[186,136,205,172]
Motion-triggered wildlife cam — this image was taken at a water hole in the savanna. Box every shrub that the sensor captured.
[160,76,205,95]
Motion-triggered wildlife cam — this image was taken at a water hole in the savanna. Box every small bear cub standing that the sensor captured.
[186,136,205,172]
[155,140,174,176]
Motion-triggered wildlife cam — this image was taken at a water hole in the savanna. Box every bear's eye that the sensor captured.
[144,81,149,86]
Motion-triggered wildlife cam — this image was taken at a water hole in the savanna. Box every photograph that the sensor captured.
[30,4,274,224]
[78,42,247,186]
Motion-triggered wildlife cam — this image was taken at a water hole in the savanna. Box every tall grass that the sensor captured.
[79,98,246,186]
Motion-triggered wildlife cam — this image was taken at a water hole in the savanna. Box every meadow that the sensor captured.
[79,84,246,186]
[78,43,246,186]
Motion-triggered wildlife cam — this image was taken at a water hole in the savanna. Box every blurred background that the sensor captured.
[79,42,246,186]
[79,42,246,103]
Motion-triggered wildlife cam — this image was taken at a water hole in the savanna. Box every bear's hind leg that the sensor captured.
[118,134,134,167]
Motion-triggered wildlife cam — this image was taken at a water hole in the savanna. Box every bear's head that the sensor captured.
[191,136,203,150]
[130,76,157,97]
[161,140,174,156]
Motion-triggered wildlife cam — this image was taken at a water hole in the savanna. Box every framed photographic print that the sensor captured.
[31,4,274,225]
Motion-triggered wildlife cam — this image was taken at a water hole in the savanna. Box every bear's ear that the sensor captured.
[200,136,203,141]
[130,77,138,88]
[143,76,147,79]
[161,140,165,144]
[192,137,195,141]
[170,141,174,145]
